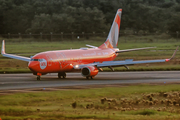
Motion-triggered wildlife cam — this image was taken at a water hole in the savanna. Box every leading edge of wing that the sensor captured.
[74,46,178,69]
[1,40,31,62]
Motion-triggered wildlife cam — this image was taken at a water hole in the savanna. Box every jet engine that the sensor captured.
[81,66,99,78]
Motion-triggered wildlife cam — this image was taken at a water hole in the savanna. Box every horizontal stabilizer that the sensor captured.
[86,44,98,48]
[116,47,156,53]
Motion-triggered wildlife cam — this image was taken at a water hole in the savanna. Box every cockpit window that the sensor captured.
[31,59,38,61]
[31,59,43,61]
[38,59,43,61]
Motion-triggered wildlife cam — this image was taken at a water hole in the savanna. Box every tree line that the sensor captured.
[0,0,180,36]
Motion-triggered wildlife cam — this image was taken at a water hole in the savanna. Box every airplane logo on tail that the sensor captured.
[99,9,122,49]
[110,9,121,48]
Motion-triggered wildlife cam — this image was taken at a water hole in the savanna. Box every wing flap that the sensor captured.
[97,59,166,68]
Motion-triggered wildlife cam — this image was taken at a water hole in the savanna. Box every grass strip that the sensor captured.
[1,84,180,119]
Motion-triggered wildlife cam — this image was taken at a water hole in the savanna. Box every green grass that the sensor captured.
[1,84,180,119]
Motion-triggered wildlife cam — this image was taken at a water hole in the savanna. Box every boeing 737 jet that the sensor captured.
[1,9,178,80]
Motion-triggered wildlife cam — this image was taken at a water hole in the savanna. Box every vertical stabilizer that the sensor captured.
[99,9,122,49]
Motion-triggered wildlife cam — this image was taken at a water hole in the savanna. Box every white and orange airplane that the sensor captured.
[1,9,178,80]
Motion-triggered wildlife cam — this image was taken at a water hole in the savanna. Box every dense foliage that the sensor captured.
[0,0,180,34]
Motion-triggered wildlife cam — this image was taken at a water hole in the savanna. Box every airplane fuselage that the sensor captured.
[28,48,118,74]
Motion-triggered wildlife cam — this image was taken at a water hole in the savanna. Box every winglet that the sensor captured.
[1,40,5,54]
[166,46,179,62]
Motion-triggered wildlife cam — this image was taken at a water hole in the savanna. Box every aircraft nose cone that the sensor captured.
[28,61,39,72]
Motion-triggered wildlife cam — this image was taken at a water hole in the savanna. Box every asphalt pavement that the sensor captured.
[0,71,179,90]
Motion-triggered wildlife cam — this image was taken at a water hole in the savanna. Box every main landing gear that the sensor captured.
[58,72,66,79]
[86,76,94,79]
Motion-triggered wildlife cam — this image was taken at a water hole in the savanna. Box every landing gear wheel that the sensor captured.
[63,75,66,79]
[58,73,61,78]
[86,76,94,79]
[58,72,66,79]
[37,76,41,80]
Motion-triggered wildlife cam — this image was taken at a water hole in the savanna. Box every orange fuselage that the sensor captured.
[28,48,118,74]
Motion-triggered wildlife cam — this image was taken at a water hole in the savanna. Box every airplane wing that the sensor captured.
[116,47,156,53]
[74,46,179,69]
[1,40,31,62]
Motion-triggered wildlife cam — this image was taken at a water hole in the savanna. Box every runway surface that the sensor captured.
[0,71,179,90]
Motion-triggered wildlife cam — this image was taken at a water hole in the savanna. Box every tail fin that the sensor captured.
[99,9,122,49]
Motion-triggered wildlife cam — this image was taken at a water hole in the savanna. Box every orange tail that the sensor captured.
[99,9,122,49]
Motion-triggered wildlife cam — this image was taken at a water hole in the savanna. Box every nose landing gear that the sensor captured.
[86,76,94,79]
[37,73,42,80]
[37,76,41,80]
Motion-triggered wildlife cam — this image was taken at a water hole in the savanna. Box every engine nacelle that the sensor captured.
[81,66,99,77]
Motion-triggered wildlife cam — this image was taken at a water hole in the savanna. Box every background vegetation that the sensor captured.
[1,0,180,36]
